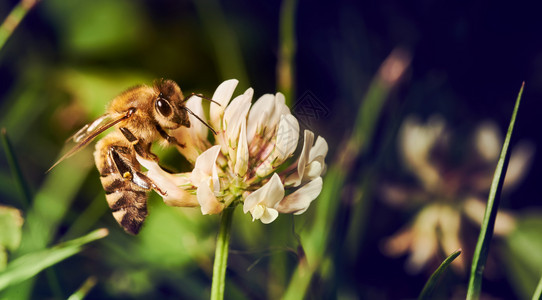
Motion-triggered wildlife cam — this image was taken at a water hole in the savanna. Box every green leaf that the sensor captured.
[0,228,108,291]
[0,206,24,254]
[501,214,542,299]
[467,82,524,300]
[0,206,23,270]
[419,249,462,300]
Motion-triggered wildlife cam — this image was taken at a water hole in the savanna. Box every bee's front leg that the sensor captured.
[109,146,166,196]
[119,127,159,161]
[156,125,185,148]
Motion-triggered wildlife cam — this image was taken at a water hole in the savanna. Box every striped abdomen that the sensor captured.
[95,134,148,235]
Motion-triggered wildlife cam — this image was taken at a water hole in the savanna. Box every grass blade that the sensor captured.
[67,276,98,300]
[466,82,525,299]
[0,228,108,291]
[533,274,542,300]
[1,128,32,209]
[419,249,462,300]
[0,0,39,51]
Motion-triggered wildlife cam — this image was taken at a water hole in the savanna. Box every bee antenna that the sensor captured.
[184,93,221,106]
[183,106,218,135]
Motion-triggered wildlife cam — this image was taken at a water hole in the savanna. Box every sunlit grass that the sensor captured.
[0,0,539,299]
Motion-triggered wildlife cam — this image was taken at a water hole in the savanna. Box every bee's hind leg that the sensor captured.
[108,146,166,196]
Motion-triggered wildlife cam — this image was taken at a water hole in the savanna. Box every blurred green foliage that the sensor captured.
[0,229,107,292]
[0,206,23,269]
[1,0,542,299]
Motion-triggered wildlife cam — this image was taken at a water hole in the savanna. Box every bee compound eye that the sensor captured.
[155,98,172,117]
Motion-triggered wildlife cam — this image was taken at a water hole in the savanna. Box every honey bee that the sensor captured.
[50,79,217,234]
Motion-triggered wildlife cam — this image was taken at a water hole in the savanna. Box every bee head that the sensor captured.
[153,79,190,129]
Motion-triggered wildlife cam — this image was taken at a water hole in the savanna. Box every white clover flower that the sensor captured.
[144,79,327,224]
[243,173,284,224]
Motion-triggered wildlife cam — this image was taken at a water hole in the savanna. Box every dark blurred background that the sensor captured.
[1,0,542,299]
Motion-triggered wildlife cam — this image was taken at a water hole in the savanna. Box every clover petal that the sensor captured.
[278,177,322,215]
[243,173,284,223]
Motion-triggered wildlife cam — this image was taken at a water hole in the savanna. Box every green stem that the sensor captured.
[0,0,39,51]
[67,276,97,300]
[277,0,297,105]
[210,206,235,300]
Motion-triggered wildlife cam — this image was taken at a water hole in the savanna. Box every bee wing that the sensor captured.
[48,111,133,172]
[65,114,111,144]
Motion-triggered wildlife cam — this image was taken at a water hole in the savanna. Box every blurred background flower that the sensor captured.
[1,0,542,299]
[381,116,533,273]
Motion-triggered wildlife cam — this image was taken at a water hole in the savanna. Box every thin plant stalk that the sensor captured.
[67,276,98,300]
[419,249,462,300]
[0,0,39,51]
[283,48,411,300]
[277,0,297,105]
[210,206,235,300]
[1,128,31,209]
[466,82,524,300]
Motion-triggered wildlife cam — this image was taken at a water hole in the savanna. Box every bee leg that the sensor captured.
[109,146,167,196]
[119,127,158,161]
[156,125,185,148]
[143,143,159,161]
